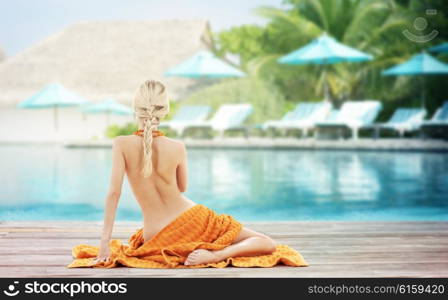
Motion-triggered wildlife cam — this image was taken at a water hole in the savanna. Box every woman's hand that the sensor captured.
[89,240,111,266]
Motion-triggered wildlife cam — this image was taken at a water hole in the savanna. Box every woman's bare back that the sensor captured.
[117,135,196,243]
[87,81,279,267]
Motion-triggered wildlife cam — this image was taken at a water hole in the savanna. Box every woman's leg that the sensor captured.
[184,227,276,266]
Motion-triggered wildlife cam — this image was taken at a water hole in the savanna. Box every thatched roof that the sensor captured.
[0,48,5,63]
[0,19,214,107]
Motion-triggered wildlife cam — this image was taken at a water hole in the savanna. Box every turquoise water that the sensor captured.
[0,145,447,221]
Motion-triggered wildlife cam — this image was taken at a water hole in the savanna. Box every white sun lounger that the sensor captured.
[262,111,297,130]
[263,102,332,137]
[324,109,340,122]
[419,101,448,139]
[184,103,254,137]
[159,105,211,136]
[421,101,448,126]
[368,108,426,138]
[314,100,383,139]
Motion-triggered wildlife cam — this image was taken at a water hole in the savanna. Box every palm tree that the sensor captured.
[243,0,418,106]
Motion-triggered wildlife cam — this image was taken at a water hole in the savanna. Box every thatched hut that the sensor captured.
[0,19,215,140]
[0,48,5,63]
[0,19,214,108]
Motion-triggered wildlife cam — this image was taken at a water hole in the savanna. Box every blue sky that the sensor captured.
[0,0,285,56]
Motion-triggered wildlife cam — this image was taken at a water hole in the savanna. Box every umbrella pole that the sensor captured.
[323,64,330,102]
[82,113,87,139]
[105,111,111,139]
[421,76,426,109]
[52,145,59,199]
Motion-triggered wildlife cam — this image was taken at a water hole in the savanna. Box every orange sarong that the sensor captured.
[67,204,308,268]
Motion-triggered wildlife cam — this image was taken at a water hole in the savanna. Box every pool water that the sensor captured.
[0,145,447,221]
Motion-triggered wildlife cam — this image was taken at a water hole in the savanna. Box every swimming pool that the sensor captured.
[0,144,447,221]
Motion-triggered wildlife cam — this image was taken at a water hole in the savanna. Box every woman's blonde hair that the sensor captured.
[133,80,169,177]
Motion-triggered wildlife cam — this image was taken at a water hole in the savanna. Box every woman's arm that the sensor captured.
[91,137,126,264]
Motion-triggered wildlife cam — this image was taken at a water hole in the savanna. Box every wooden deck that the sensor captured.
[0,221,447,278]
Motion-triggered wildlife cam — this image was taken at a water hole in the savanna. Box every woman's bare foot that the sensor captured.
[184,249,221,266]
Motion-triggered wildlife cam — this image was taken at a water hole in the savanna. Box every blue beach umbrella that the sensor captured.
[383,52,448,75]
[278,33,373,101]
[430,42,448,54]
[383,52,448,107]
[81,98,133,127]
[17,82,88,131]
[164,50,245,78]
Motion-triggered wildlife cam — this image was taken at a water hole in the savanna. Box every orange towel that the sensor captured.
[67,204,308,268]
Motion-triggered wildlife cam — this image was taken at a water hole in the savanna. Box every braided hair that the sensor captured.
[133,80,169,177]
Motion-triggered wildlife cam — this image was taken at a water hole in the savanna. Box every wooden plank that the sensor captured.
[2,253,448,267]
[2,247,447,259]
[2,240,448,252]
[4,232,448,246]
[2,221,448,231]
[2,265,446,278]
[7,240,446,253]
[4,231,448,239]
[2,241,448,253]
[2,240,447,252]
[0,249,71,255]
[0,267,48,278]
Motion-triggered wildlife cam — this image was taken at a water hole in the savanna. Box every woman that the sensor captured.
[68,80,307,268]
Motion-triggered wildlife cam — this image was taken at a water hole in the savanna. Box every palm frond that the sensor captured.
[245,55,281,77]
[255,6,321,38]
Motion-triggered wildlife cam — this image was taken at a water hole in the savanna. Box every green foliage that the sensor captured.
[214,0,447,113]
[395,0,448,115]
[164,99,180,121]
[105,123,138,138]
[183,77,288,124]
[216,25,267,69]
[104,0,447,136]
[104,99,180,138]
[105,122,178,138]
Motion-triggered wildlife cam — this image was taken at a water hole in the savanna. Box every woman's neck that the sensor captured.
[138,126,158,130]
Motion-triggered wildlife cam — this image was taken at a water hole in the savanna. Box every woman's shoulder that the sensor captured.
[113,135,134,144]
[111,135,186,153]
[158,136,186,150]
[153,137,187,162]
[110,135,142,150]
